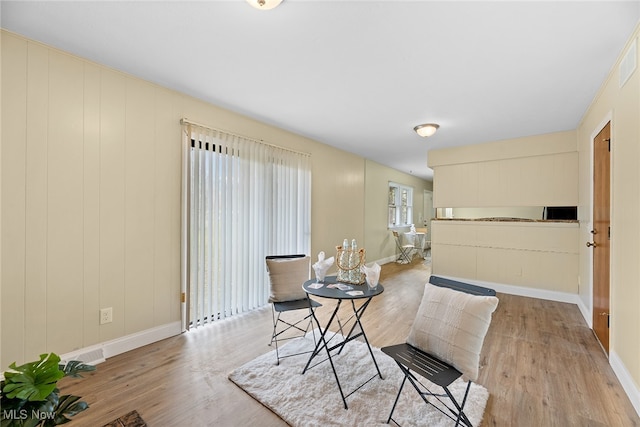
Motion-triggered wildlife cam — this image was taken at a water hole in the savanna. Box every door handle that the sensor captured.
[586,241,597,248]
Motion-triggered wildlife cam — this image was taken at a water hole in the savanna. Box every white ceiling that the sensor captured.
[2,1,639,180]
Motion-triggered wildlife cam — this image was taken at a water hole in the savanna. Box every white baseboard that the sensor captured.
[60,321,182,365]
[576,297,592,328]
[610,351,640,419]
[432,274,581,304]
[374,255,398,266]
[429,273,593,327]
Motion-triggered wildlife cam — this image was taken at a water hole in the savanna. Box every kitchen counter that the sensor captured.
[432,217,578,223]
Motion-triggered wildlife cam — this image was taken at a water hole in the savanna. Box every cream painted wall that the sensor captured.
[577,25,640,399]
[0,31,429,367]
[429,130,578,208]
[309,144,366,264]
[364,159,433,262]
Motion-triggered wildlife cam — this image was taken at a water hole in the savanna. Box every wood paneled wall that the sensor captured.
[1,33,182,366]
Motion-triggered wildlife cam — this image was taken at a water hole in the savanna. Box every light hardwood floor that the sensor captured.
[63,258,639,426]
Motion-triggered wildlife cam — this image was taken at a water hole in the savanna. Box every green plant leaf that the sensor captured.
[2,353,64,402]
[2,354,95,426]
[45,394,89,426]
[59,360,95,378]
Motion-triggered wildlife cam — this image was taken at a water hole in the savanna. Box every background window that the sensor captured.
[388,182,413,227]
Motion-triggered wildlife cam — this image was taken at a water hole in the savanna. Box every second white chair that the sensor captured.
[392,230,414,263]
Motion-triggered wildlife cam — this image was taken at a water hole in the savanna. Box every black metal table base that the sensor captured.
[302,296,383,409]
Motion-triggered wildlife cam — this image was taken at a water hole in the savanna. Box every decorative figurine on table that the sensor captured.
[361,262,381,290]
[312,251,334,283]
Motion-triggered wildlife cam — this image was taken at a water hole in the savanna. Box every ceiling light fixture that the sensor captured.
[413,123,440,138]
[246,0,283,10]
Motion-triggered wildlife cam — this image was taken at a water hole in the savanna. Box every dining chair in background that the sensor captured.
[392,230,415,264]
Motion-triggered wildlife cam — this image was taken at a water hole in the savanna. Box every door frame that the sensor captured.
[423,190,434,242]
[585,112,613,332]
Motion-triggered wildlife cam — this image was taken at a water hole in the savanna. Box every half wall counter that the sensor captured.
[431,218,579,294]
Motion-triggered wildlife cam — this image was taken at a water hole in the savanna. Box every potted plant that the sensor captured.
[1,352,95,426]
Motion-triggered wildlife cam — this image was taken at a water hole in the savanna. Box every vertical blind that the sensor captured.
[182,121,311,329]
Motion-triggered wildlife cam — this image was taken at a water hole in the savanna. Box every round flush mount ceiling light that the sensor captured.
[413,123,440,138]
[246,0,283,10]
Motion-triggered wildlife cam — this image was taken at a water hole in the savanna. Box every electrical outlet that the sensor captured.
[100,307,113,325]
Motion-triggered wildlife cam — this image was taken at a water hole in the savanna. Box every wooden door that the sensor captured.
[591,122,611,354]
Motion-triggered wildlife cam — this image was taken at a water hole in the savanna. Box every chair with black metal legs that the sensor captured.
[266,254,322,365]
[381,275,499,426]
[392,230,414,264]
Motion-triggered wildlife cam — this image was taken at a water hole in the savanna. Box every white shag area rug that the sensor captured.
[228,331,488,426]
